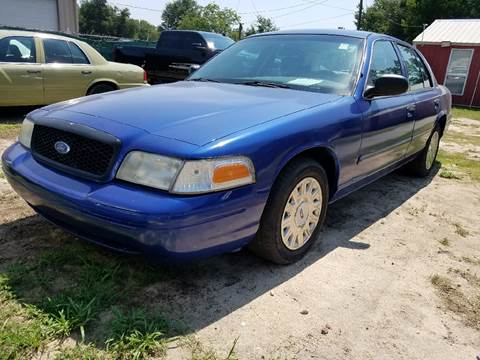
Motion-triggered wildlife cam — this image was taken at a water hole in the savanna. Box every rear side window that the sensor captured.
[158,32,205,50]
[398,44,424,91]
[0,36,36,63]
[44,39,72,63]
[367,41,402,87]
[68,42,89,64]
[202,33,234,50]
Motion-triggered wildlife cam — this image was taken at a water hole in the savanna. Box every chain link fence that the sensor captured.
[0,25,156,60]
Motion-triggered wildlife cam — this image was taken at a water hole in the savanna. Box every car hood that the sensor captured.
[40,81,341,146]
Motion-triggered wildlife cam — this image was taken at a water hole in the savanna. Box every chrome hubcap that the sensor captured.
[281,177,322,250]
[426,131,440,169]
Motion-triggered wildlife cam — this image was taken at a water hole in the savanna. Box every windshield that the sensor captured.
[189,34,364,95]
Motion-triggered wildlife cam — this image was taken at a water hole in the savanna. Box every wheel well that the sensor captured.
[282,147,338,198]
[86,81,118,95]
[437,114,447,137]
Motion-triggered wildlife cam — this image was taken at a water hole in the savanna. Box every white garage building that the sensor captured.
[0,0,78,33]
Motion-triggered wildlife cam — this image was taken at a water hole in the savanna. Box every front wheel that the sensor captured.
[249,159,329,264]
[406,127,441,177]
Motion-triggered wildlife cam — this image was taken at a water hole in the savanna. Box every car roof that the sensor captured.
[249,28,391,40]
[0,29,80,41]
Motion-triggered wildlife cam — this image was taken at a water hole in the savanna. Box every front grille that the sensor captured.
[31,125,116,178]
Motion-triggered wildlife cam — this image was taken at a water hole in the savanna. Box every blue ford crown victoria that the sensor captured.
[2,30,451,264]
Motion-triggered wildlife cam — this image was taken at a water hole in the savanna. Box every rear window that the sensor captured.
[201,33,234,50]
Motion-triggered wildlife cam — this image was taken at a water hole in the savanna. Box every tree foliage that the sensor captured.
[356,0,480,42]
[177,3,240,35]
[79,0,159,40]
[161,0,199,30]
[245,16,279,36]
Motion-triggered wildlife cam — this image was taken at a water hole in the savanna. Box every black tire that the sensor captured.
[406,126,441,177]
[87,83,116,95]
[249,158,329,264]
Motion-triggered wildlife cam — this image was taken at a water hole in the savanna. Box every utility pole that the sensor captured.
[357,0,363,30]
[238,22,243,40]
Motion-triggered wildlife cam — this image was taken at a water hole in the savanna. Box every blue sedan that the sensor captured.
[2,29,451,264]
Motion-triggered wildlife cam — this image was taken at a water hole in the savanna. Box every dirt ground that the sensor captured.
[0,110,479,359]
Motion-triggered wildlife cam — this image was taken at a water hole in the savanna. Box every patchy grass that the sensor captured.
[453,222,470,238]
[452,107,480,121]
[0,123,21,140]
[431,272,480,330]
[443,130,480,148]
[183,336,239,360]
[1,243,184,359]
[437,150,480,182]
[438,238,450,247]
[462,256,480,266]
[439,170,462,180]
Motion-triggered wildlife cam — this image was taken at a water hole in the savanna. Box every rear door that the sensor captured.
[356,40,415,176]
[42,38,95,103]
[397,43,441,156]
[0,35,44,106]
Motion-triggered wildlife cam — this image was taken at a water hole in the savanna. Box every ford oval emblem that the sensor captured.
[54,141,71,154]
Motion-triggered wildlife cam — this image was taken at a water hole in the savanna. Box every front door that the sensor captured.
[0,35,44,106]
[356,40,415,177]
[42,38,94,104]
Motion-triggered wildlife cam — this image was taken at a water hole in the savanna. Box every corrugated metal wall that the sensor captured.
[0,0,59,31]
[417,44,480,107]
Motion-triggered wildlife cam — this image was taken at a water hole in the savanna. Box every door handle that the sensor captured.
[434,99,440,107]
[407,104,416,112]
[27,70,41,74]
[81,70,92,75]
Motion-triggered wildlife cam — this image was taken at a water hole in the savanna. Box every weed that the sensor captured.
[0,123,21,139]
[54,343,109,360]
[453,222,470,237]
[431,273,480,330]
[439,170,462,180]
[437,150,480,182]
[438,238,450,246]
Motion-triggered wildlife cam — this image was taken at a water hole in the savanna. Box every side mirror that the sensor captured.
[188,64,201,74]
[192,42,207,50]
[364,74,409,99]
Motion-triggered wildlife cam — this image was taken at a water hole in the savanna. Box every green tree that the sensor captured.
[79,0,159,40]
[79,0,115,35]
[245,16,278,36]
[356,0,480,42]
[161,0,199,29]
[178,3,240,35]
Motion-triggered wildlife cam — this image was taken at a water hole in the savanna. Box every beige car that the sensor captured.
[0,30,148,106]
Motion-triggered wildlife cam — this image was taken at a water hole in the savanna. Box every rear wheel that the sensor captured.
[87,83,116,95]
[249,159,329,264]
[406,126,441,177]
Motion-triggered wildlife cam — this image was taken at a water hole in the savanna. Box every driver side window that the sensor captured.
[367,41,402,87]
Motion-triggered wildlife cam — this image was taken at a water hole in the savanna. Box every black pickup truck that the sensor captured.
[113,30,234,83]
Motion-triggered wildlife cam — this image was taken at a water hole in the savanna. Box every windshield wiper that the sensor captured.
[188,78,221,83]
[240,80,292,89]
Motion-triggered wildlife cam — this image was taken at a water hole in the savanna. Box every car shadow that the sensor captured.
[0,164,439,345]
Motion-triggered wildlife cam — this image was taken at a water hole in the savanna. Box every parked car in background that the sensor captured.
[114,30,234,83]
[3,30,451,264]
[0,30,148,106]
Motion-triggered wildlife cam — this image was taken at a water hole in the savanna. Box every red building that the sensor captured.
[414,19,480,107]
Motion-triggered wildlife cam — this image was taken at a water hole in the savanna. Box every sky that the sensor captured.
[105,0,368,30]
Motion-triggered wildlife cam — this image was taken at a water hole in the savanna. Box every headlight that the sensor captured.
[172,156,255,194]
[116,151,183,190]
[18,118,34,148]
[116,152,255,194]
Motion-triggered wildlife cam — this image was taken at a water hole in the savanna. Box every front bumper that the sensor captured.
[2,142,265,261]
